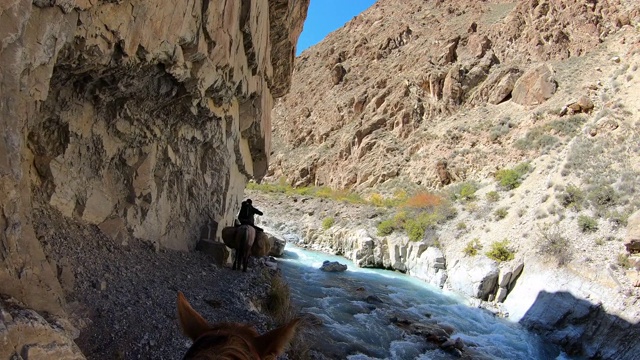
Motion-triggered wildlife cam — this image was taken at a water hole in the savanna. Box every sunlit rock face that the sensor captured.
[0,0,308,323]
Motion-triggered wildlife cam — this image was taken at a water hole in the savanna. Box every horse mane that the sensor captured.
[177,292,301,360]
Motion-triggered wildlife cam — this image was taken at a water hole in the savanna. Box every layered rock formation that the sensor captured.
[268,0,640,189]
[0,0,308,356]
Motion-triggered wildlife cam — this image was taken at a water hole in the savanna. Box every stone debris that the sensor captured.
[320,260,348,272]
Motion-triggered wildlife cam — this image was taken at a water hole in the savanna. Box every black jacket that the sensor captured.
[238,202,263,225]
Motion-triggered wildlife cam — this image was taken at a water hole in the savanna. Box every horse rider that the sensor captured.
[237,199,264,232]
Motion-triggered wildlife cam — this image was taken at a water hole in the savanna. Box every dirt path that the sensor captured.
[36,206,275,360]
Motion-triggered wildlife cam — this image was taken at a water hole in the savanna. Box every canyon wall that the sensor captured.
[0,0,308,353]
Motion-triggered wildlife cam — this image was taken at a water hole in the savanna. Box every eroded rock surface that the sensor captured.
[0,0,308,355]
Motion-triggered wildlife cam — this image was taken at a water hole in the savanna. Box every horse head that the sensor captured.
[177,291,300,360]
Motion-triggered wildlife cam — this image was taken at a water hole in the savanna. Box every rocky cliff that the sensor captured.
[0,0,308,357]
[269,0,640,189]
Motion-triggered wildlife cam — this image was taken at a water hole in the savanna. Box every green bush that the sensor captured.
[450,182,478,202]
[377,219,395,236]
[558,184,584,210]
[486,191,500,203]
[459,183,477,201]
[495,169,521,190]
[495,162,531,190]
[404,212,436,242]
[322,217,335,230]
[577,215,599,233]
[456,221,467,230]
[486,240,515,262]
[463,238,482,256]
[405,219,427,242]
[494,207,509,220]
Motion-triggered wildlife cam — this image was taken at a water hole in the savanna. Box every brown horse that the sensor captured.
[232,225,255,272]
[221,226,272,259]
[177,291,300,360]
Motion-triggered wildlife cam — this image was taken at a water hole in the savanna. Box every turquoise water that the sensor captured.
[275,234,573,360]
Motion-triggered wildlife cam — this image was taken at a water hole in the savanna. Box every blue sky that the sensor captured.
[296,0,377,55]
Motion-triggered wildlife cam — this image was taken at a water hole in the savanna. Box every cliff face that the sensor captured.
[0,0,308,349]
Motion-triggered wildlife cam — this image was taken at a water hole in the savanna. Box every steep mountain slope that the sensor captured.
[269,0,639,190]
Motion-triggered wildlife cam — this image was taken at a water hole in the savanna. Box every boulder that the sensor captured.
[498,270,512,288]
[495,287,508,303]
[625,211,640,254]
[320,260,347,272]
[196,239,229,266]
[560,95,594,115]
[266,233,287,257]
[512,64,557,105]
[407,246,448,288]
[467,66,521,105]
[448,257,499,300]
[331,64,347,85]
[0,295,85,359]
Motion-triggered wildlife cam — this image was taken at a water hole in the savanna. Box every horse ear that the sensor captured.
[253,318,301,358]
[177,291,211,341]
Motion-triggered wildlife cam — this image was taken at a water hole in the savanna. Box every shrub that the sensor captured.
[539,226,571,266]
[456,221,467,231]
[369,193,386,207]
[377,219,395,236]
[404,213,435,242]
[402,192,442,208]
[558,184,584,210]
[495,162,531,190]
[495,169,521,190]
[514,162,532,175]
[607,210,629,228]
[264,274,292,324]
[322,217,334,230]
[588,185,618,208]
[459,183,477,201]
[577,215,598,233]
[463,238,482,256]
[494,207,509,220]
[547,115,586,137]
[617,253,632,268]
[486,191,500,202]
[405,219,427,242]
[486,240,515,262]
[450,182,478,202]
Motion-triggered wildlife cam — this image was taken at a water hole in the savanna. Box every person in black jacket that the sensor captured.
[237,199,263,232]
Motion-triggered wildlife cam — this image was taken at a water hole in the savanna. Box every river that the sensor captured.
[272,230,577,360]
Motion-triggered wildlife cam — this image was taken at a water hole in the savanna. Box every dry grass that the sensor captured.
[262,272,313,360]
